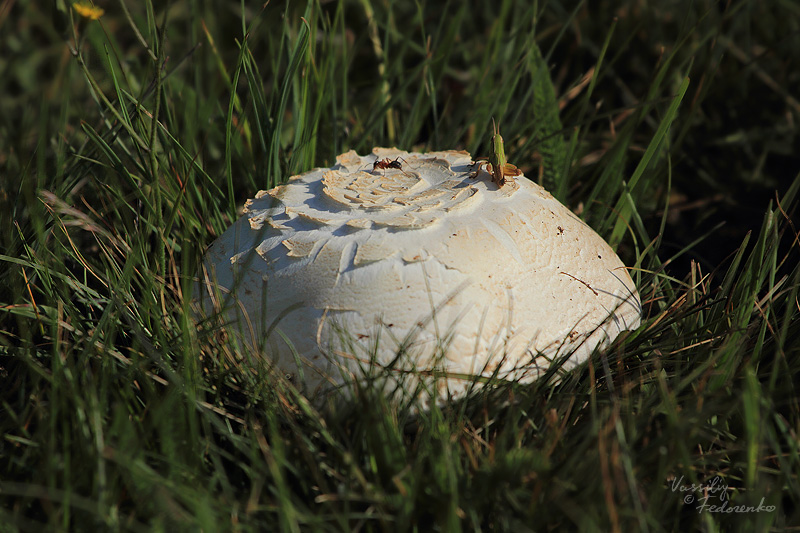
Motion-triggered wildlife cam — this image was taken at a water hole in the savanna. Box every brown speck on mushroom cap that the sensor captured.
[195,148,641,407]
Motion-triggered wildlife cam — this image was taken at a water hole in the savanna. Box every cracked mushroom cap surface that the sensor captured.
[197,148,641,407]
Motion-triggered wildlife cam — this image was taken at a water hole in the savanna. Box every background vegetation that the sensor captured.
[1,0,799,530]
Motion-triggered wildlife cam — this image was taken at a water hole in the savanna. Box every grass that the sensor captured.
[1,0,799,530]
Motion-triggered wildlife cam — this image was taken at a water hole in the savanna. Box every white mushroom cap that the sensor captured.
[196,148,641,407]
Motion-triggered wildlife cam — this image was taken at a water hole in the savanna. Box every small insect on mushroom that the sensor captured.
[371,156,407,175]
[471,119,522,187]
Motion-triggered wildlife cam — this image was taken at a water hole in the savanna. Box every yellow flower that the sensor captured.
[72,2,104,20]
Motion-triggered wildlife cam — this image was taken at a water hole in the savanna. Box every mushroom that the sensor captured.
[196,148,641,407]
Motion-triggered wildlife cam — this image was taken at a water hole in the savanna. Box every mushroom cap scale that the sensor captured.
[197,148,641,407]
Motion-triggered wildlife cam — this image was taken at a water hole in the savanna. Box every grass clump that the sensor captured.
[1,0,799,530]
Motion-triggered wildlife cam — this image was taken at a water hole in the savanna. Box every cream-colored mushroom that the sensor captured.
[196,148,641,407]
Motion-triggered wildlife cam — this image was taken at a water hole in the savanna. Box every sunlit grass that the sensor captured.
[1,0,799,530]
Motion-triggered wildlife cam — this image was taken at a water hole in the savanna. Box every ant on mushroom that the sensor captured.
[370,156,407,175]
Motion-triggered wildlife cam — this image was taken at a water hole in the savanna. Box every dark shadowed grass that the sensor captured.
[1,0,799,530]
